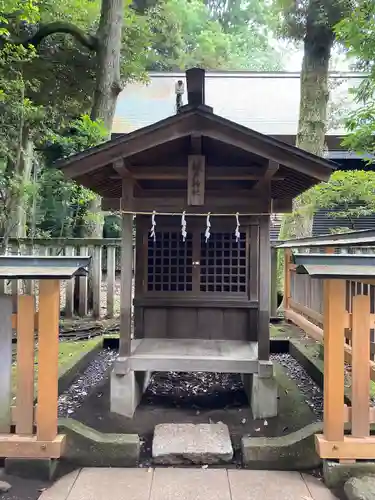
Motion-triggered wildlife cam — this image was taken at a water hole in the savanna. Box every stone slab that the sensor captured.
[66,468,154,500]
[228,470,311,500]
[323,460,375,489]
[150,468,231,500]
[39,470,80,500]
[301,474,338,500]
[344,476,375,500]
[58,418,140,467]
[152,423,233,464]
[242,422,322,470]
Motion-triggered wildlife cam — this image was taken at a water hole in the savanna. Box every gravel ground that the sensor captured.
[58,348,118,418]
[271,353,323,420]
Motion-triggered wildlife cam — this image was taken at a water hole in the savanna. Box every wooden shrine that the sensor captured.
[57,67,335,418]
[0,255,90,462]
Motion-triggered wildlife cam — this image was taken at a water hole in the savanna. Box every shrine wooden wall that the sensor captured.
[133,215,262,341]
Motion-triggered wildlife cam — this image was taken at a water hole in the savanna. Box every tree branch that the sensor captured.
[8,22,99,51]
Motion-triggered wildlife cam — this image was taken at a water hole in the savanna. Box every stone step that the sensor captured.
[152,423,233,465]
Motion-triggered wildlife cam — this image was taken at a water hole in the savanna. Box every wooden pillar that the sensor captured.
[78,245,88,317]
[258,216,270,360]
[120,178,134,358]
[270,246,278,317]
[106,246,116,319]
[284,248,291,310]
[323,279,346,441]
[0,296,13,432]
[15,295,35,435]
[351,293,371,437]
[37,279,59,441]
[92,245,102,318]
[65,246,75,318]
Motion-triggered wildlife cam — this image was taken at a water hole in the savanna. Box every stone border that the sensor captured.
[58,418,140,467]
[242,422,323,470]
[58,340,104,395]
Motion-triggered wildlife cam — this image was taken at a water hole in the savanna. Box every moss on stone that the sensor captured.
[58,418,140,467]
[242,422,323,470]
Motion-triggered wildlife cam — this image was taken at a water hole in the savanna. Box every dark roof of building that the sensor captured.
[312,208,375,236]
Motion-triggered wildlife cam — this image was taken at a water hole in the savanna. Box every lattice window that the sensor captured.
[147,231,193,292]
[200,232,247,293]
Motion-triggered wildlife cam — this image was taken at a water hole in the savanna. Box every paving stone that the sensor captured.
[39,471,81,500]
[344,476,375,500]
[152,423,233,464]
[66,468,154,500]
[228,470,312,500]
[150,468,231,500]
[302,474,338,500]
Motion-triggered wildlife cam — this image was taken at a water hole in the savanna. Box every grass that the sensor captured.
[11,337,102,399]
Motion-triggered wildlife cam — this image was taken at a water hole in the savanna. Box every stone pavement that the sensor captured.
[40,468,339,500]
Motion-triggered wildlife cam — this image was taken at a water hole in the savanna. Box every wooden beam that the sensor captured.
[351,293,371,438]
[284,249,292,311]
[0,296,12,433]
[0,434,65,459]
[60,115,195,178]
[258,216,271,360]
[113,165,286,181]
[187,155,205,206]
[16,295,35,436]
[119,179,134,358]
[315,434,375,460]
[199,119,331,181]
[190,133,202,154]
[323,279,346,442]
[37,279,60,442]
[253,161,279,192]
[103,197,272,213]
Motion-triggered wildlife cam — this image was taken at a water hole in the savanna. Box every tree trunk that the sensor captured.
[10,127,34,239]
[84,0,124,239]
[90,0,124,130]
[281,30,334,240]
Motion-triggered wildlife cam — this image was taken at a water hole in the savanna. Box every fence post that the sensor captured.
[64,246,75,319]
[351,293,371,437]
[323,279,346,442]
[0,296,12,433]
[92,245,102,319]
[15,295,35,435]
[37,279,59,442]
[270,246,278,317]
[107,246,116,318]
[284,248,291,310]
[78,246,88,317]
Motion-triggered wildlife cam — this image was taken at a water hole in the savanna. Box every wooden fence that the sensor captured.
[280,237,375,462]
[1,238,123,319]
[284,246,375,374]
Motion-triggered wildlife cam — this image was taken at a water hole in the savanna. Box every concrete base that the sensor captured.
[59,418,140,466]
[323,460,375,489]
[4,457,58,480]
[242,422,322,470]
[243,370,278,419]
[110,369,151,418]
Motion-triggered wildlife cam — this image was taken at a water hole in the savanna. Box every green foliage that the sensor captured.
[147,0,283,70]
[307,170,375,219]
[336,1,375,160]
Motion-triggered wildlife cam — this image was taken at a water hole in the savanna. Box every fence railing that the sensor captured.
[278,231,375,462]
[283,245,375,375]
[1,238,123,319]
